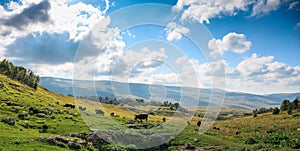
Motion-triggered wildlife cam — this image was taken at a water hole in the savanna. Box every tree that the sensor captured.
[0,59,39,89]
[280,100,290,111]
[287,105,292,115]
[272,107,280,115]
[292,97,300,110]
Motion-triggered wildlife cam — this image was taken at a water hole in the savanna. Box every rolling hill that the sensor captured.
[40,77,300,110]
[1,74,300,150]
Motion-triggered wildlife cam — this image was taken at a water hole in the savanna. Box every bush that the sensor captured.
[245,137,257,144]
[272,107,280,115]
[39,124,49,133]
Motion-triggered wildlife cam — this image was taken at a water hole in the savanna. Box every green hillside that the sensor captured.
[1,73,300,151]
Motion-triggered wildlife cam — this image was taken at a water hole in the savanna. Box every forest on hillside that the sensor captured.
[0,59,39,89]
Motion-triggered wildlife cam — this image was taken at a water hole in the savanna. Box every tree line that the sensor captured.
[251,97,300,117]
[0,59,40,89]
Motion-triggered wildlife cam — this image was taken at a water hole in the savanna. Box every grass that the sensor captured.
[1,74,299,150]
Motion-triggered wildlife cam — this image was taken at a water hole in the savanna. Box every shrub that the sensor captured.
[272,107,280,115]
[245,137,257,144]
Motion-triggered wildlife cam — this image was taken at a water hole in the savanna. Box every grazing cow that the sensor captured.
[95,110,104,115]
[63,104,75,109]
[134,114,148,123]
[235,131,240,135]
[110,112,114,116]
[163,117,166,123]
[79,106,86,112]
[197,121,201,127]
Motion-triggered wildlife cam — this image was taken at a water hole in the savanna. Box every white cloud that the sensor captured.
[173,0,287,24]
[236,53,274,76]
[208,32,252,55]
[173,0,253,24]
[29,62,74,78]
[174,53,300,94]
[251,0,281,17]
[0,0,108,50]
[227,53,300,94]
[165,22,190,41]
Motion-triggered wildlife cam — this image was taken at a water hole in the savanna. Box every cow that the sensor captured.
[95,109,104,115]
[79,106,86,112]
[110,112,114,116]
[162,117,166,123]
[63,104,75,109]
[134,114,148,123]
[197,121,201,127]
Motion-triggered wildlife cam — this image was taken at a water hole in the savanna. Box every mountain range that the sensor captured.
[39,77,300,110]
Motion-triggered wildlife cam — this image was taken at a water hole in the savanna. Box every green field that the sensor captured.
[0,74,300,150]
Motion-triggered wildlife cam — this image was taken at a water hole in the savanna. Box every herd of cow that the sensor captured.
[63,103,202,127]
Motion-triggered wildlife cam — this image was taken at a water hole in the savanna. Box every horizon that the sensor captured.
[40,76,300,96]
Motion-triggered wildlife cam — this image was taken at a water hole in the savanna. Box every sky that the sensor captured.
[0,0,299,94]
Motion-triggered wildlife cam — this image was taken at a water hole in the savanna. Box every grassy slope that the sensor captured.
[1,74,299,150]
[0,74,90,150]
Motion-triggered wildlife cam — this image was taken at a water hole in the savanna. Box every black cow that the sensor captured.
[134,114,148,123]
[197,121,201,127]
[63,104,75,109]
[162,117,166,123]
[110,112,114,116]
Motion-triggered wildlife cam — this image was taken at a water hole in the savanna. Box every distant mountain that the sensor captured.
[39,77,300,110]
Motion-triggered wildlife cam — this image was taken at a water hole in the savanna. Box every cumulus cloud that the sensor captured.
[165,22,190,41]
[208,32,252,55]
[236,53,274,76]
[98,47,167,76]
[29,62,74,78]
[173,0,288,24]
[7,32,79,65]
[251,0,281,17]
[173,53,300,94]
[173,0,253,24]
[0,0,107,48]
[2,0,51,30]
[227,53,300,94]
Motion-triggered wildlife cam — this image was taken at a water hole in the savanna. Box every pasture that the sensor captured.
[0,74,299,150]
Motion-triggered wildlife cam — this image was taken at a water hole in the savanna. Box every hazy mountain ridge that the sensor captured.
[40,77,300,110]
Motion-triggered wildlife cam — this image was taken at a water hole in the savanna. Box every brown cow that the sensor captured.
[134,114,148,123]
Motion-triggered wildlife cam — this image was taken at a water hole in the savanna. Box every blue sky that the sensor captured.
[0,0,299,94]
